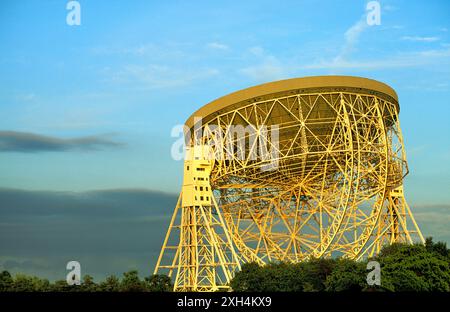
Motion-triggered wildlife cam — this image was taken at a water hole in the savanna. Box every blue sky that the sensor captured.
[0,1,449,201]
[0,0,449,280]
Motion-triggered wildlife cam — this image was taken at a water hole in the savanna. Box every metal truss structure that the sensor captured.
[154,76,424,291]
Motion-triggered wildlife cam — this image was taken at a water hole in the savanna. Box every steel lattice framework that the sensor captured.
[154,76,424,292]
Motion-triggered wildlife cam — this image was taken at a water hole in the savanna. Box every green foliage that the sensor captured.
[80,275,98,292]
[230,259,336,292]
[30,276,51,292]
[0,270,172,292]
[51,280,78,292]
[425,237,449,259]
[144,274,173,292]
[374,240,450,292]
[296,258,336,291]
[120,270,146,292]
[230,239,450,292]
[230,262,297,291]
[230,262,264,291]
[0,271,13,291]
[11,274,35,292]
[324,259,367,292]
[10,274,51,292]
[99,275,121,292]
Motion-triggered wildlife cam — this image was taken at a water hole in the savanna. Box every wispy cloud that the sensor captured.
[91,43,186,58]
[303,44,450,70]
[206,42,229,50]
[401,36,440,42]
[109,64,219,90]
[333,18,368,64]
[303,57,412,70]
[383,5,397,12]
[0,131,123,153]
[236,15,449,76]
[301,16,370,71]
[303,14,447,72]
[15,93,36,102]
[239,46,288,82]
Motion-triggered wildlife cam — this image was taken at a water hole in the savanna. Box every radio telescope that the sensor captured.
[154,76,424,291]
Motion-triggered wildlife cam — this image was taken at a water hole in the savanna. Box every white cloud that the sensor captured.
[91,43,186,59]
[249,46,264,57]
[302,47,450,70]
[383,5,397,12]
[401,36,440,42]
[240,60,286,81]
[92,42,227,89]
[301,12,450,72]
[206,42,229,50]
[332,18,368,66]
[301,12,447,73]
[239,47,288,82]
[110,64,220,90]
[16,93,36,101]
[297,16,370,71]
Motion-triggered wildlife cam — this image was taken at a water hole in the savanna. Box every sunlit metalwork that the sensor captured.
[154,76,424,291]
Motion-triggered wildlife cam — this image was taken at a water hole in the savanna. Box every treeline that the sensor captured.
[0,270,172,292]
[231,238,450,292]
[1,238,449,292]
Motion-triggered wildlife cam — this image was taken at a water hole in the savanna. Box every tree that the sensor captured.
[230,262,265,291]
[12,274,35,292]
[296,258,336,291]
[0,271,13,291]
[120,270,145,292]
[381,269,428,292]
[144,274,172,292]
[51,280,76,292]
[80,275,98,292]
[99,275,120,292]
[324,259,367,292]
[230,260,335,292]
[375,242,450,291]
[30,276,51,292]
[425,237,449,259]
[243,262,299,292]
